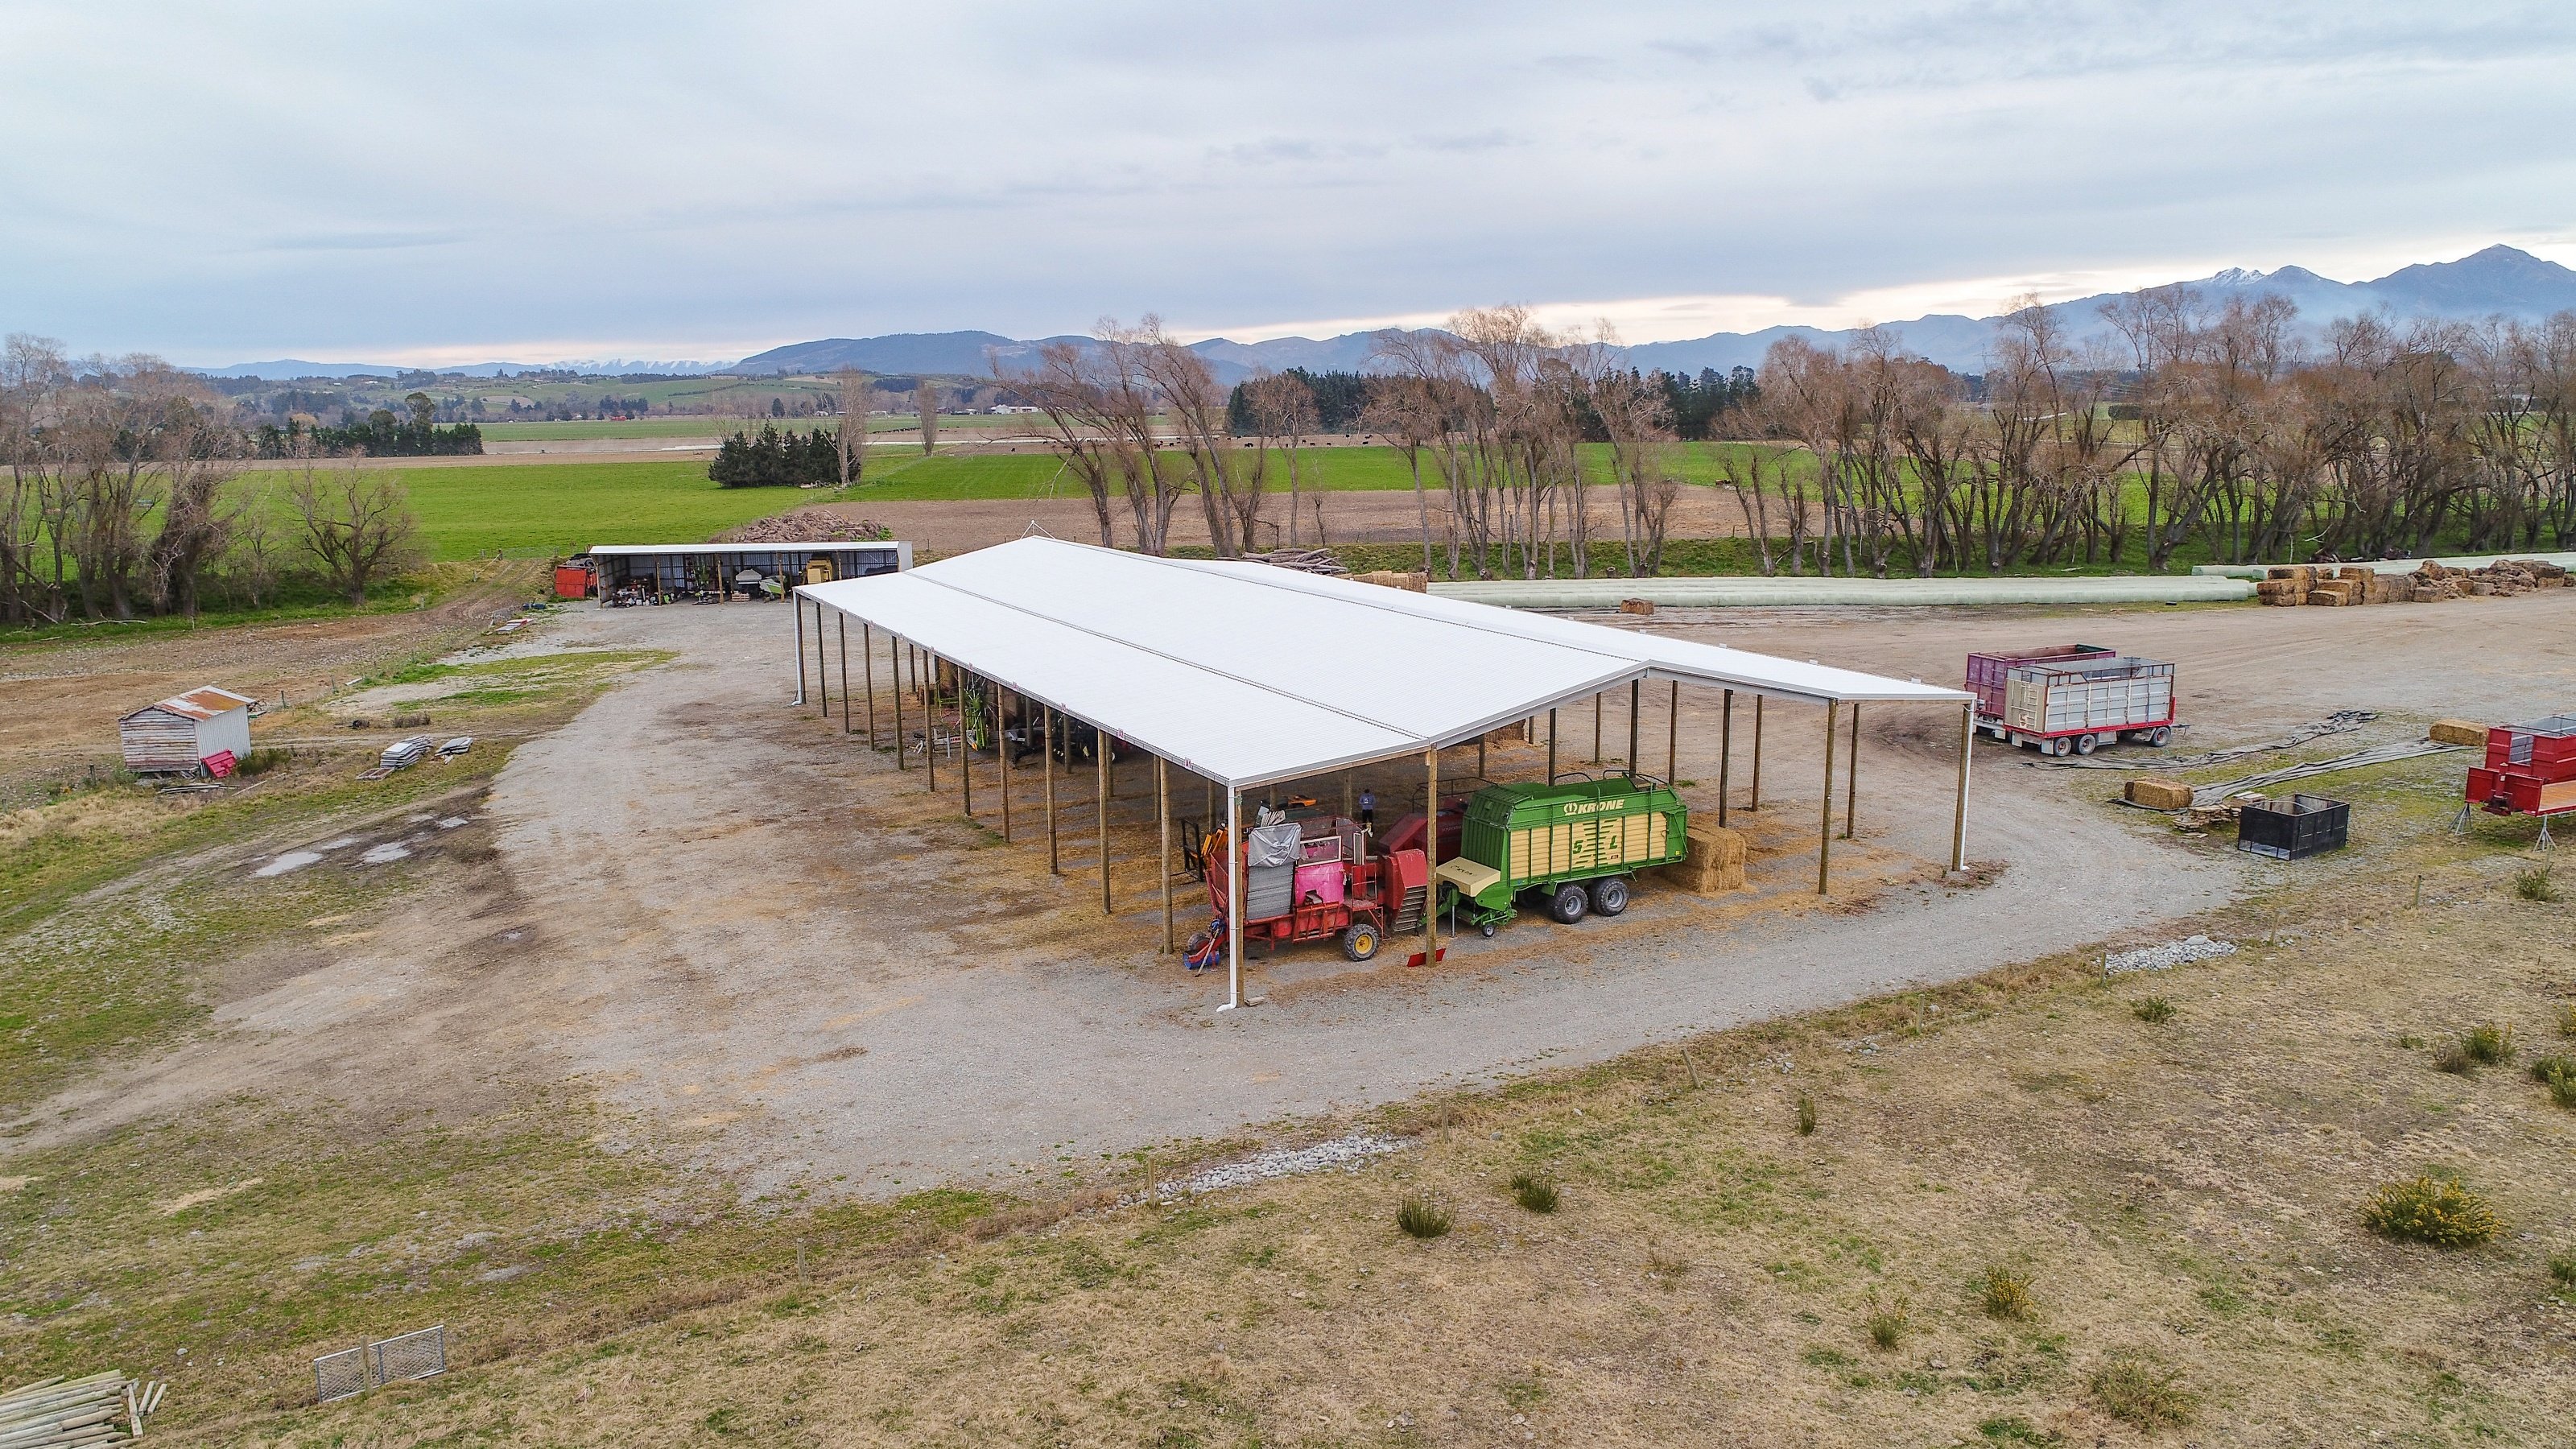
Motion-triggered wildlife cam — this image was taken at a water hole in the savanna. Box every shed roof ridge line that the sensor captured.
[893,571,1444,745]
[1106,543,1654,669]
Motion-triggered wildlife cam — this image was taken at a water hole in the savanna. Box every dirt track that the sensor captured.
[29,585,2574,1197]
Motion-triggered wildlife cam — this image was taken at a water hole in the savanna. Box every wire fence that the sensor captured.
[313,1323,447,1404]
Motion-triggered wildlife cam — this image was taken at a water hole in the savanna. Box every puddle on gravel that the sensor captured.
[253,851,324,877]
[359,842,414,865]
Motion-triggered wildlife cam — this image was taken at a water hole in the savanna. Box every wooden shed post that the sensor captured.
[1818,700,1838,894]
[1627,680,1641,772]
[793,595,807,706]
[1592,693,1603,763]
[1951,700,1973,873]
[924,655,938,795]
[891,636,906,769]
[960,682,973,820]
[1097,737,1112,914]
[815,602,828,716]
[836,615,848,733]
[999,693,1013,842]
[1843,704,1861,840]
[1718,690,1733,828]
[861,623,877,748]
[1045,708,1059,874]
[1158,757,1173,953]
[1546,708,1558,784]
[1666,681,1679,782]
[1749,696,1764,810]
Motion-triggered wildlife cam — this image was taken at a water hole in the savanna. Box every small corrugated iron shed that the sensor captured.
[118,685,257,773]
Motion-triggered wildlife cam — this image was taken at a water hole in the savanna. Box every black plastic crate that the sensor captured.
[2237,793,2350,861]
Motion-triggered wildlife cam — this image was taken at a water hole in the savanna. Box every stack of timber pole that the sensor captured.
[0,1373,166,1445]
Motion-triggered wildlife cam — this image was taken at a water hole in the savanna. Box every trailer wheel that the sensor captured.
[1548,882,1590,924]
[1591,877,1630,916]
[2149,727,2171,747]
[1341,922,1381,962]
[2074,733,2099,756]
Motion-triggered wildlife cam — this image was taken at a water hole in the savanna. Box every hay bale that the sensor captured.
[1352,570,1428,592]
[2338,565,2375,582]
[2256,580,2305,605]
[1660,825,1747,894]
[2306,584,2354,606]
[2428,719,2490,747]
[2368,576,2409,604]
[2125,777,2195,810]
[1619,597,1656,616]
[2266,565,2314,585]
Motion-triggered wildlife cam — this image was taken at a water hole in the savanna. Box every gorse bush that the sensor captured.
[1507,1174,1559,1214]
[1978,1265,2036,1321]
[2559,1002,2576,1038]
[2432,1040,2476,1075]
[2362,1174,2504,1248]
[2089,1352,2195,1430]
[2512,865,2562,902]
[2131,996,2175,1024]
[1395,1194,1452,1240]
[2550,1250,2576,1288]
[2464,1022,2516,1066]
[2533,1055,2576,1109]
[1864,1301,1907,1351]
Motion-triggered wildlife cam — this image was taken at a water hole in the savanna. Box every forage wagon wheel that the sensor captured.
[1479,919,1497,938]
[1590,877,1630,917]
[1548,881,1590,924]
[2149,726,2172,747]
[1341,921,1381,962]
[2074,733,2099,756]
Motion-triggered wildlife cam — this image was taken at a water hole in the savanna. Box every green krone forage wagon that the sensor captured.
[1436,773,1688,935]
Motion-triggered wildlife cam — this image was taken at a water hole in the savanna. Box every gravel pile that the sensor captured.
[1144,1133,1406,1202]
[2106,934,2237,975]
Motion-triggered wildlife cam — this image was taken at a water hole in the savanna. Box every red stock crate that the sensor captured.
[2467,714,2576,819]
[1966,645,2116,723]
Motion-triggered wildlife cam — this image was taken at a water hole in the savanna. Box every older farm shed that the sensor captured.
[118,686,256,774]
[790,539,1976,1010]
[584,540,910,601]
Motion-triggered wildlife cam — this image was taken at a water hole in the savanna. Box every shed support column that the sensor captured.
[1044,709,1059,874]
[999,693,1013,842]
[1818,700,1838,895]
[1097,738,1112,914]
[1750,697,1765,811]
[837,615,848,733]
[815,603,828,716]
[1343,771,1353,819]
[924,656,937,795]
[1666,681,1679,782]
[960,682,973,820]
[1951,700,1973,873]
[861,623,877,747]
[1591,694,1602,763]
[1220,788,1244,1011]
[1843,704,1861,840]
[1423,747,1440,964]
[1158,757,1173,954]
[1627,680,1641,773]
[1546,708,1558,784]
[1477,734,1486,780]
[792,595,807,706]
[1718,690,1733,828]
[891,637,906,770]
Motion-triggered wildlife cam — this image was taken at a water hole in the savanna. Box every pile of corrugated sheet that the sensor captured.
[0,1371,167,1443]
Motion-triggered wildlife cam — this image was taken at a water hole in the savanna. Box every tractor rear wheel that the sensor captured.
[1341,922,1381,962]
[1549,882,1590,924]
[1591,877,1630,916]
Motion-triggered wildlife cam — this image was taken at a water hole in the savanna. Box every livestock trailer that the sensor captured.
[2464,714,2576,824]
[1965,645,2115,723]
[118,686,256,774]
[1976,654,2179,756]
[1438,773,1687,934]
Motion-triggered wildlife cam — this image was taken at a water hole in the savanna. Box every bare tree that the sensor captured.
[914,378,941,455]
[834,369,872,487]
[1358,361,1447,575]
[290,457,422,605]
[1242,371,1319,546]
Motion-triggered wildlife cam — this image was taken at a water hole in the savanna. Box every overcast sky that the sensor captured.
[4,1,2572,365]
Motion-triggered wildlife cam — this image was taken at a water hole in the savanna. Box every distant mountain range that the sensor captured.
[191,357,737,380]
[197,245,2576,383]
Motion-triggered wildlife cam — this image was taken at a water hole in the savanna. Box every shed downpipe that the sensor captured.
[999,692,1013,842]
[1818,700,1837,895]
[792,596,807,706]
[891,636,906,770]
[815,604,828,717]
[1750,697,1764,811]
[1424,747,1441,965]
[837,616,849,734]
[924,656,937,795]
[960,679,973,821]
[1045,709,1059,874]
[1158,757,1172,954]
[1097,737,1111,914]
[1951,700,1973,873]
[1718,690,1733,828]
[861,622,877,748]
[1843,704,1860,840]
[1627,680,1641,774]
[1546,708,1558,785]
[1220,787,1243,1012]
[1666,681,1678,782]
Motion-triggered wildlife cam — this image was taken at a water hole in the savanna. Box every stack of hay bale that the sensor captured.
[1662,824,1748,893]
[1351,570,1428,592]
[2258,559,2570,606]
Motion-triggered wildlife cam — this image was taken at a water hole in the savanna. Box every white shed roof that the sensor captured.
[799,539,1967,790]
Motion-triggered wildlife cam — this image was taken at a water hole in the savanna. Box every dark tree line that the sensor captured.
[254,393,482,458]
[708,423,845,487]
[1227,364,1760,442]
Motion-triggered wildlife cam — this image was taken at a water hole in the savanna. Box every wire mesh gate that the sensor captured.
[315,1323,447,1403]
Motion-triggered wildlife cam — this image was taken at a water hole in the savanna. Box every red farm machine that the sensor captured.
[1187,806,1442,965]
[1967,645,2182,757]
[2459,714,2576,846]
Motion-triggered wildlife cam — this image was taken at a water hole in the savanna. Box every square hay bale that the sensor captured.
[2428,719,2489,747]
[2337,565,2375,582]
[1353,570,1429,593]
[1661,824,1747,893]
[2256,580,2305,605]
[2368,576,2409,604]
[1619,597,1656,616]
[2306,584,2354,606]
[2266,565,2314,585]
[2125,777,2196,810]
